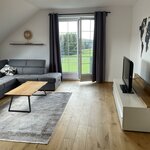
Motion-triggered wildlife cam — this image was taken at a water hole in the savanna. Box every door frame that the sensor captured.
[59,15,94,81]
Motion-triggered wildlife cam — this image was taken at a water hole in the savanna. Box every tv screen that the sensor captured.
[120,57,134,93]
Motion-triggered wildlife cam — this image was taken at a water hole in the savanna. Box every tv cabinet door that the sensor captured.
[123,107,150,132]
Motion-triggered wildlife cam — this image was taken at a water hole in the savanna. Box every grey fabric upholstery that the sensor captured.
[38,73,61,83]
[0,60,8,69]
[15,67,23,74]
[0,76,14,84]
[3,79,18,93]
[0,60,9,77]
[0,76,18,94]
[38,73,61,91]
[0,59,61,99]
[14,75,39,83]
[9,59,46,75]
[26,60,45,67]
[9,59,26,67]
[22,68,45,74]
[0,85,5,99]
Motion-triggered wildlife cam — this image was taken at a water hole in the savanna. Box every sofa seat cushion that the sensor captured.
[0,76,17,89]
[14,75,39,83]
[0,76,14,85]
[37,73,61,83]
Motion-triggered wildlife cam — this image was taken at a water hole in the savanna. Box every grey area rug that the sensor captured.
[0,92,71,144]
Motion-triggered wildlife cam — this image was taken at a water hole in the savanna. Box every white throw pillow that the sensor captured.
[0,64,16,76]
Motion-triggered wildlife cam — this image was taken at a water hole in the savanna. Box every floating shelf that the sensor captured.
[9,43,44,46]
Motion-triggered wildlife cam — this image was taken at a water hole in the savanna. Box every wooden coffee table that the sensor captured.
[5,81,47,113]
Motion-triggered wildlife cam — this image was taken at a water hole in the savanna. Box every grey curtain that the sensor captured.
[49,13,62,73]
[92,11,107,83]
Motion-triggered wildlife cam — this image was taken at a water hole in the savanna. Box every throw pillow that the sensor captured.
[0,64,16,76]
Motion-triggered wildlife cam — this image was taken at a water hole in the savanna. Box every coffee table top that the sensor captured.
[5,81,47,96]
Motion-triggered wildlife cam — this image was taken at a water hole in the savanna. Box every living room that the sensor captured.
[0,0,150,149]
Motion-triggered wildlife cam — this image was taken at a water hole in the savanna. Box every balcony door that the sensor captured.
[59,16,94,80]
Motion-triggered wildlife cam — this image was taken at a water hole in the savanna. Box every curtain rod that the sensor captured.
[58,12,111,16]
[48,11,111,16]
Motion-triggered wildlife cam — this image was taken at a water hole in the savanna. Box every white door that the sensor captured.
[59,16,94,80]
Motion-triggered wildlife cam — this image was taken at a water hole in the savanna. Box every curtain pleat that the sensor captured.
[49,13,62,73]
[92,12,107,83]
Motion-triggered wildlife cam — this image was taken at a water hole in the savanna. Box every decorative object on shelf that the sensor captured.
[9,30,44,46]
[24,30,33,42]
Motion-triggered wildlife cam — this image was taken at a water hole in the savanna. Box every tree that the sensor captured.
[82,39,93,49]
[60,33,93,55]
[60,33,77,55]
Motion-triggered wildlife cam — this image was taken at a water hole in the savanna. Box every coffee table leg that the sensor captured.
[44,90,46,96]
[8,96,31,113]
[8,96,13,111]
[28,96,31,113]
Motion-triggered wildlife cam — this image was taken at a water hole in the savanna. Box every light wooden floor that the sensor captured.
[0,81,150,150]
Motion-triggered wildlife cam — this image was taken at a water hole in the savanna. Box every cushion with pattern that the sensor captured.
[0,64,16,76]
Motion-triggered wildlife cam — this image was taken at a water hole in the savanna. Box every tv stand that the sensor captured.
[120,84,127,93]
[113,78,150,132]
[120,84,134,94]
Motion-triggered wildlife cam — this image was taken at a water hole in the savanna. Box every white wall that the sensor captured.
[130,0,150,83]
[0,0,39,43]
[0,7,132,81]
[0,10,50,67]
[105,6,132,81]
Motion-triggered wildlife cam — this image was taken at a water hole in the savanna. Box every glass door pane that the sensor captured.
[59,16,94,80]
[80,19,94,80]
[59,20,79,79]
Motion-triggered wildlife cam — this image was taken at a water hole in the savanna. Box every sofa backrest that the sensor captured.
[0,59,8,77]
[0,59,8,69]
[8,59,46,75]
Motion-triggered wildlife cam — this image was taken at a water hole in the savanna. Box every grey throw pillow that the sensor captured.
[0,64,16,76]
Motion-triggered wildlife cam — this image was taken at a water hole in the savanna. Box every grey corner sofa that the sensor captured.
[0,59,61,99]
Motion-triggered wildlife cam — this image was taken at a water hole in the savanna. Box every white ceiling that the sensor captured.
[26,0,137,9]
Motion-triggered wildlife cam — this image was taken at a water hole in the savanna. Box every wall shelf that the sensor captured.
[9,43,44,46]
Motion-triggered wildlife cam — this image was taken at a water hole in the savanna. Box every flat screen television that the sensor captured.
[120,57,134,93]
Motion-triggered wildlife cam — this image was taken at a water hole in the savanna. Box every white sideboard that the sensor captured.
[113,79,150,132]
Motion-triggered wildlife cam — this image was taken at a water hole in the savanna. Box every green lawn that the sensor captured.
[61,49,93,74]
